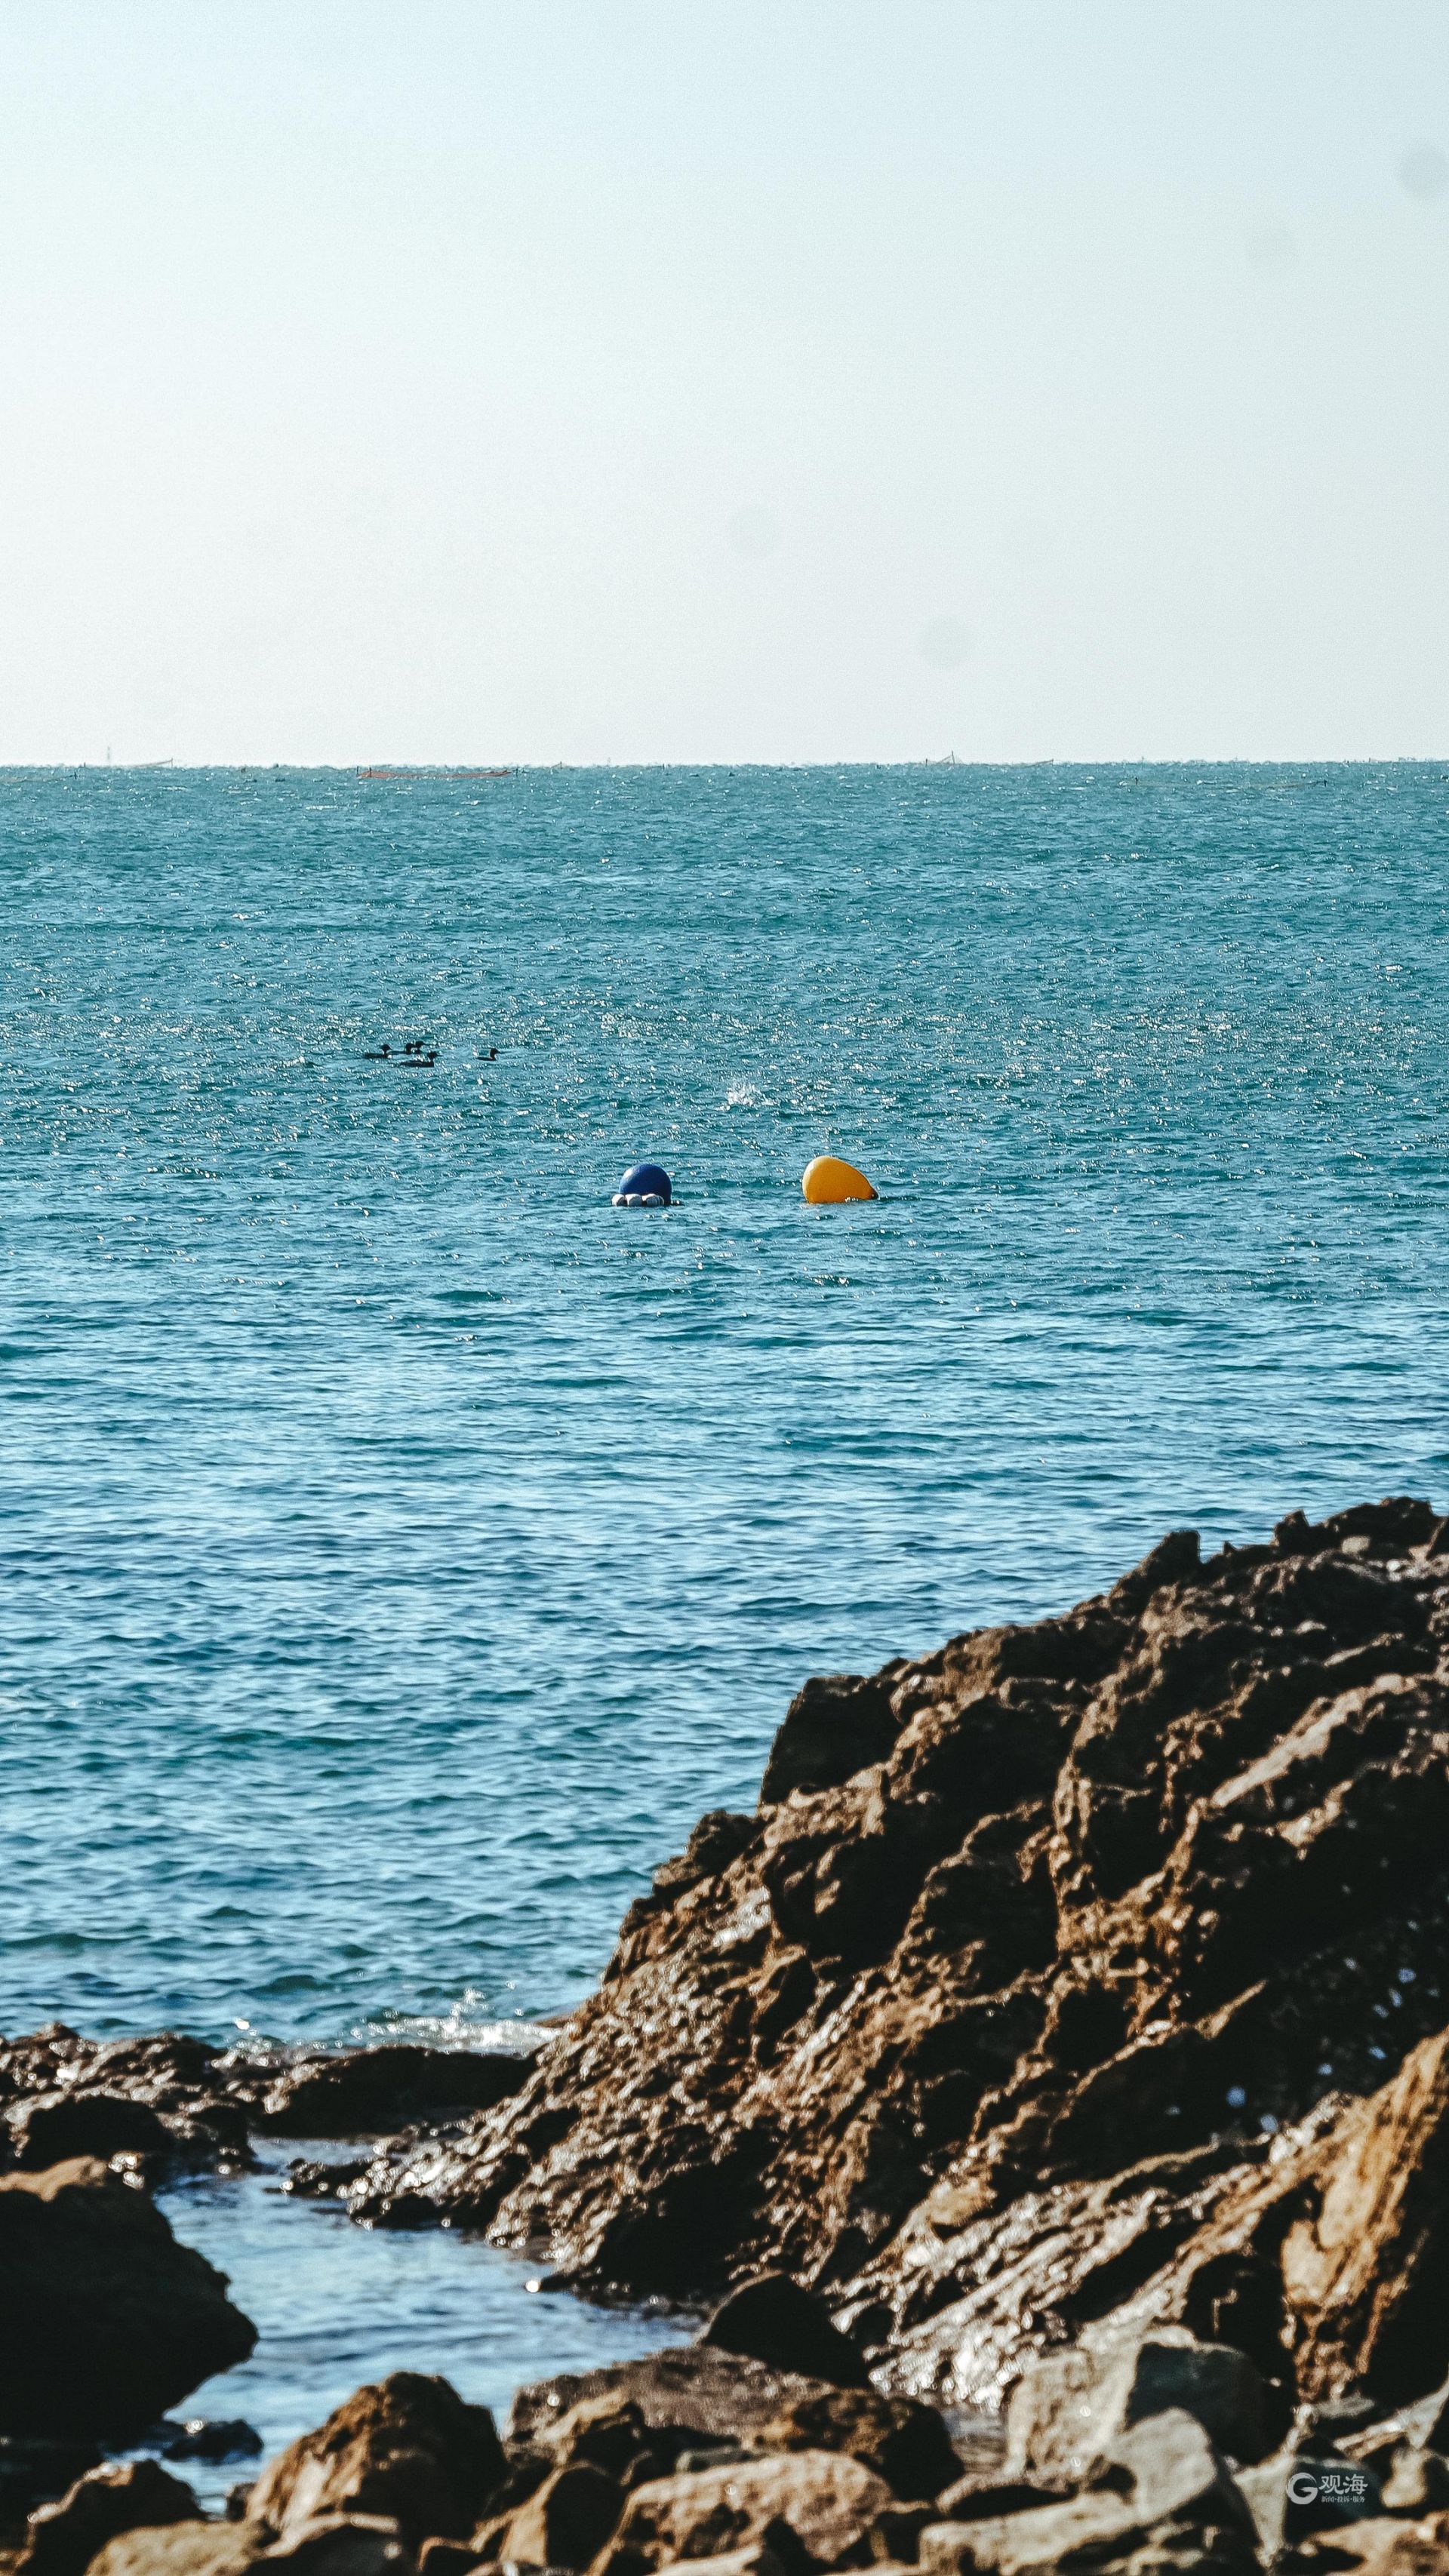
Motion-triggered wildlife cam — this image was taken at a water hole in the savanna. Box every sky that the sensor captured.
[0,1,1446,764]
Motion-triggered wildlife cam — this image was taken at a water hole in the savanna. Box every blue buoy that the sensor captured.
[613,1160,672,1207]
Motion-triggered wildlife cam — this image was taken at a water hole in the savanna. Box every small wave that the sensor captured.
[352,1995,557,2055]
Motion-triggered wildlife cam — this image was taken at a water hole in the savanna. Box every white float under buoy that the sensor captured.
[613,1162,672,1207]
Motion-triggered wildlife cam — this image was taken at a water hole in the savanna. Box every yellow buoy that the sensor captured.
[801,1154,878,1205]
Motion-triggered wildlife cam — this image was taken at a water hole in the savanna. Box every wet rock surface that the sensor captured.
[0,2038,254,2182]
[150,2435,262,2473]
[0,2036,545,2184]
[217,2047,544,2142]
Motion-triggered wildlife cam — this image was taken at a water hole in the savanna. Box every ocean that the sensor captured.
[5,760,1449,2453]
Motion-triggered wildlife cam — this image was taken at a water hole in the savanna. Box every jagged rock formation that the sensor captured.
[337,1498,1449,2418]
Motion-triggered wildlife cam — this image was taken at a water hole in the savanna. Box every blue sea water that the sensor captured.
[5,760,1449,2049]
[4,761,1449,2447]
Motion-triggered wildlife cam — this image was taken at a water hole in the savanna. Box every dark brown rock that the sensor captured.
[500,2461,623,2568]
[0,2035,251,2179]
[261,2513,411,2574]
[241,2049,541,2139]
[0,2439,103,2534]
[931,2479,1063,2525]
[702,2279,870,2392]
[0,2032,546,2181]
[414,2545,478,2576]
[11,2098,180,2174]
[485,2356,948,2557]
[20,2461,198,2576]
[1278,2024,1449,2405]
[752,2390,959,2502]
[532,2394,657,2485]
[161,2427,263,2467]
[0,2159,257,2437]
[245,2377,506,2550]
[281,2165,370,2204]
[759,1676,909,1806]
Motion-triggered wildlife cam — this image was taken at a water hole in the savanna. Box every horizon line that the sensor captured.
[4,754,1449,776]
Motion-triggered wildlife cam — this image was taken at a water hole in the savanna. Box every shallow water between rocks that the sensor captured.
[146,2144,688,2507]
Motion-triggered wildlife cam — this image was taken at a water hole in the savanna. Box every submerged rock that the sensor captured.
[158,2425,265,2467]
[0,2158,257,2437]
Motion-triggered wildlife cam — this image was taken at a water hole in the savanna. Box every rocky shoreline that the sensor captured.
[8,1496,1449,2576]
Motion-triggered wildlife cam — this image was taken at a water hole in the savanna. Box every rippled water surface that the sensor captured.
[5,763,1449,2052]
[149,2147,688,2510]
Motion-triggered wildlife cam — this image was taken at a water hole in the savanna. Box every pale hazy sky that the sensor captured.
[2,2,1446,764]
